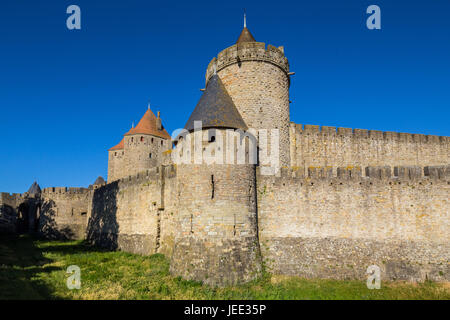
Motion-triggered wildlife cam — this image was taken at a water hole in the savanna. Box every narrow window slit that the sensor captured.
[211,175,215,199]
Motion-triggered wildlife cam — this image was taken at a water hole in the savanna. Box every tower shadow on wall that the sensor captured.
[39,200,75,240]
[86,181,119,250]
[0,204,17,234]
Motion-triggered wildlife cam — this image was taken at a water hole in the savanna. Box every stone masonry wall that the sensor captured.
[0,193,23,233]
[290,123,450,170]
[257,165,449,282]
[39,187,91,240]
[169,129,262,286]
[108,149,125,182]
[86,165,177,257]
[170,163,261,286]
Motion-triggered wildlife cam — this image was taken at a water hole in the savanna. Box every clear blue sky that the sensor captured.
[0,0,449,193]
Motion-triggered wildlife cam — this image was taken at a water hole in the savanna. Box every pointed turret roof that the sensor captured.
[184,74,248,132]
[93,176,105,185]
[236,11,256,44]
[236,27,256,44]
[124,108,171,139]
[109,138,124,151]
[27,182,41,195]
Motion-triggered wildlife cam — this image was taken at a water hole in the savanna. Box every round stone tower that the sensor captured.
[123,108,171,176]
[108,107,171,181]
[170,74,262,286]
[204,22,292,169]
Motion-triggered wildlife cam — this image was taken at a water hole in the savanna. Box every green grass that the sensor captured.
[0,234,448,300]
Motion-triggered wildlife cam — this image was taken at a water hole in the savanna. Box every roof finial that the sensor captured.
[148,100,150,110]
[132,121,134,128]
[244,9,247,28]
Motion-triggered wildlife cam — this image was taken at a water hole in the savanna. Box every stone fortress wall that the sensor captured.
[2,161,448,284]
[290,123,449,171]
[39,187,92,239]
[0,193,26,233]
[35,161,448,283]
[86,165,178,257]
[258,165,449,282]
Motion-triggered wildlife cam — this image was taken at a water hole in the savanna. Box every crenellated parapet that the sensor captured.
[205,42,289,85]
[0,192,26,203]
[96,165,177,192]
[42,187,90,195]
[290,122,450,169]
[291,123,450,143]
[260,165,450,182]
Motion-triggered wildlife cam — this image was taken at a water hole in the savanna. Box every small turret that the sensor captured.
[156,111,162,131]
[27,182,41,195]
[93,176,106,188]
[236,26,256,44]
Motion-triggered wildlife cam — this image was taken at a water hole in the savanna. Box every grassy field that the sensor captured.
[0,234,448,300]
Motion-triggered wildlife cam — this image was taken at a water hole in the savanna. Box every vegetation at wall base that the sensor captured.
[0,235,448,300]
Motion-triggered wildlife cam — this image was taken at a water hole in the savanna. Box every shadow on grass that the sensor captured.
[0,234,65,299]
[37,240,110,256]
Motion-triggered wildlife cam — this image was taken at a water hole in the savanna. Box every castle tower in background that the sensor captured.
[108,107,171,181]
[205,17,292,169]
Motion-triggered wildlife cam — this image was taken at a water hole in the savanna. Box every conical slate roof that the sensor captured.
[236,27,256,44]
[94,176,105,185]
[27,182,41,195]
[125,108,171,139]
[184,74,248,132]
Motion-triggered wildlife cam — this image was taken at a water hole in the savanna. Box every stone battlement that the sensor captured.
[205,42,289,84]
[290,123,449,170]
[264,165,450,181]
[0,192,25,202]
[42,187,90,195]
[291,123,449,143]
[99,165,177,191]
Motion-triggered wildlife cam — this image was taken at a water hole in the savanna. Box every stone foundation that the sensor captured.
[170,237,262,286]
[262,237,449,282]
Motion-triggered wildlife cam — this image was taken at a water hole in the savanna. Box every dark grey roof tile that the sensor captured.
[184,75,247,132]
